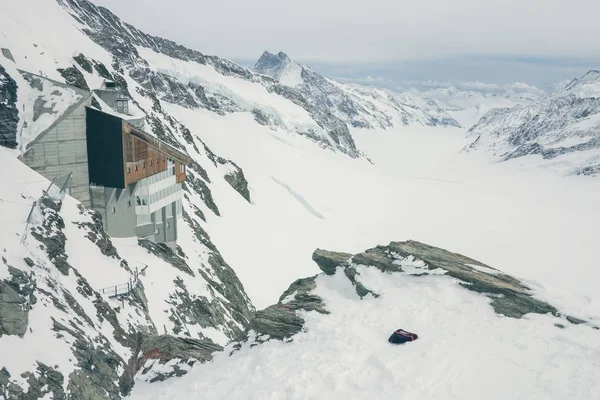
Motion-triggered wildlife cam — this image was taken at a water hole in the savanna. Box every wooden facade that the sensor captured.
[123,132,169,186]
[86,108,190,189]
[174,160,186,183]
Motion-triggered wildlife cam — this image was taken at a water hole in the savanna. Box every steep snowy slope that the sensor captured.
[466,70,600,175]
[130,242,600,400]
[0,0,361,158]
[253,51,460,129]
[0,147,253,397]
[1,0,600,398]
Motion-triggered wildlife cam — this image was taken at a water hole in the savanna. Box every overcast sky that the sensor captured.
[93,0,600,90]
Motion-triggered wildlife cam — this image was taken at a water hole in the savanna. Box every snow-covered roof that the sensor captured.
[18,70,92,151]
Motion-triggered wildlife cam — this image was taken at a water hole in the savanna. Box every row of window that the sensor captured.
[127,158,166,174]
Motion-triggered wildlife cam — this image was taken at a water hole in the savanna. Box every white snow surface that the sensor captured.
[130,266,600,400]
[408,86,543,128]
[171,107,600,323]
[1,1,600,398]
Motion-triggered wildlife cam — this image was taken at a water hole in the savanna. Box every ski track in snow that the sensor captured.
[271,177,325,219]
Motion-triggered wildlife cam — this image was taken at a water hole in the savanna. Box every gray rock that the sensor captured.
[223,164,251,202]
[182,172,220,217]
[21,363,66,400]
[0,265,36,337]
[245,276,327,342]
[312,249,352,275]
[74,205,120,259]
[387,240,558,318]
[0,281,29,337]
[73,53,93,74]
[30,197,71,275]
[0,64,19,149]
[92,60,113,80]
[138,240,194,276]
[57,65,90,91]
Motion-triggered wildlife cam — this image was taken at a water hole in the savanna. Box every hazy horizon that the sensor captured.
[93,0,600,92]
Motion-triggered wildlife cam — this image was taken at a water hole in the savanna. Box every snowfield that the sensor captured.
[170,105,600,324]
[1,0,599,398]
[123,110,600,398]
[129,264,600,400]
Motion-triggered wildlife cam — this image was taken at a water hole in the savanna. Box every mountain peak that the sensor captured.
[252,50,304,86]
[581,69,600,83]
[255,50,292,69]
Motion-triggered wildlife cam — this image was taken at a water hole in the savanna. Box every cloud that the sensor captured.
[337,76,547,96]
[94,0,600,64]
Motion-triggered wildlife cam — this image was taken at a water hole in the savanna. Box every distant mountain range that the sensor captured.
[253,51,461,129]
[466,70,600,175]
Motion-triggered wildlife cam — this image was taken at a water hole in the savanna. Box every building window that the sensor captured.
[135,165,138,171]
[142,161,145,169]
[111,207,116,214]
[150,160,153,166]
[127,200,131,207]
[127,167,131,174]
[156,227,160,235]
[167,222,171,228]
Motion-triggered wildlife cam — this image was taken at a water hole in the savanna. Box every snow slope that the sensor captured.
[129,247,600,400]
[404,85,544,128]
[171,105,600,325]
[1,0,600,398]
[466,71,600,175]
[0,142,251,396]
[253,51,460,129]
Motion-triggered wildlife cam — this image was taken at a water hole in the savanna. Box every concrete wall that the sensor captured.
[22,98,92,206]
[90,185,138,238]
[103,186,137,238]
[89,185,108,229]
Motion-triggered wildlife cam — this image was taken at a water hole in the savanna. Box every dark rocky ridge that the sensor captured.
[243,240,591,347]
[254,51,460,131]
[0,64,19,149]
[56,0,362,158]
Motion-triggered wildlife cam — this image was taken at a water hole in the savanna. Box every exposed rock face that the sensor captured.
[247,276,327,341]
[253,51,460,131]
[314,240,564,319]
[138,239,253,340]
[245,240,586,347]
[57,65,90,91]
[56,0,363,158]
[0,64,19,149]
[74,204,120,259]
[0,265,35,337]
[73,53,93,74]
[312,249,352,275]
[29,197,72,275]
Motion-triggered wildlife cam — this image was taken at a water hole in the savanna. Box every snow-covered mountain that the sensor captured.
[466,70,600,175]
[0,0,365,159]
[2,0,600,399]
[253,51,461,129]
[0,148,253,397]
[406,85,544,128]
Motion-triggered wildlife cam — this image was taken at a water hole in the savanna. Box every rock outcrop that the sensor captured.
[0,64,19,149]
[244,240,589,346]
